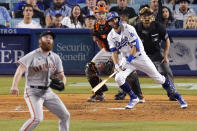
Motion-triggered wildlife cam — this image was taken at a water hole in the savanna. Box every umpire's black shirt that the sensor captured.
[135,21,169,61]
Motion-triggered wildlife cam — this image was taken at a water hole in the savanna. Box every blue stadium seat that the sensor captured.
[132,0,149,5]
[0,19,6,26]
[190,4,197,13]
[9,0,19,11]
[10,18,40,28]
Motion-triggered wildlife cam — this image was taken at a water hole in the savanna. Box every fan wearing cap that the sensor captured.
[10,30,70,131]
[135,6,177,101]
[173,0,196,28]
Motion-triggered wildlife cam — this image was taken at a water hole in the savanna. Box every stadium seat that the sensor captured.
[9,0,19,11]
[10,18,40,28]
[0,19,6,26]
[132,0,149,5]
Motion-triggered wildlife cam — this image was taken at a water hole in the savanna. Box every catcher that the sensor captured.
[85,3,145,102]
[10,30,70,131]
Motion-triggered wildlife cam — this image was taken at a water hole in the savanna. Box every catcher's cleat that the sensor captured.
[87,94,97,102]
[125,97,139,109]
[114,92,126,100]
[95,94,105,101]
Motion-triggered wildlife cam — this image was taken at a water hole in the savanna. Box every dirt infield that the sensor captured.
[0,94,197,121]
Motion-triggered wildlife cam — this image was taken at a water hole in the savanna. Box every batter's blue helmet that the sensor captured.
[106,11,119,21]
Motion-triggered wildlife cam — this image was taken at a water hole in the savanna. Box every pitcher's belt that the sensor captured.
[30,86,48,90]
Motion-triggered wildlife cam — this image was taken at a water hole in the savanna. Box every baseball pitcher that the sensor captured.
[10,31,70,131]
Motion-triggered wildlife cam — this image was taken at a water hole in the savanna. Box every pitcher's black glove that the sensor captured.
[49,78,65,91]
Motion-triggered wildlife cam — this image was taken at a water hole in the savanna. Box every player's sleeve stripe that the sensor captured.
[56,71,64,74]
[110,48,117,52]
[17,61,27,69]
[130,39,140,51]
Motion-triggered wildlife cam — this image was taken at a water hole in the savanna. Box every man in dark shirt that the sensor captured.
[135,7,176,101]
[110,0,136,19]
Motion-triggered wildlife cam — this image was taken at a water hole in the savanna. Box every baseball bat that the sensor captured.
[91,70,118,94]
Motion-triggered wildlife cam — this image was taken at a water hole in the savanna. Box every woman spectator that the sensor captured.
[183,15,197,29]
[61,5,84,28]
[160,6,175,28]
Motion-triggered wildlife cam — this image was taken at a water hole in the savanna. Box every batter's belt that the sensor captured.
[30,86,49,90]
[125,53,141,59]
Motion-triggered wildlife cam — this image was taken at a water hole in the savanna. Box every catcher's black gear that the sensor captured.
[49,78,65,91]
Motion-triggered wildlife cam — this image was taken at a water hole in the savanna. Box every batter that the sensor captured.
[106,11,187,109]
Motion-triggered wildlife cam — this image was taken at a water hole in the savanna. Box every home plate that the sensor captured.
[108,108,126,110]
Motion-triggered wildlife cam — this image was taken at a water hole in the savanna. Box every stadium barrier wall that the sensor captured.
[0,28,196,75]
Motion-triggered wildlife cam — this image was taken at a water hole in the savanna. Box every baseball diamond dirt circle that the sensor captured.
[0,94,197,121]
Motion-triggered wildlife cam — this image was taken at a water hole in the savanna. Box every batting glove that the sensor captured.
[115,64,121,72]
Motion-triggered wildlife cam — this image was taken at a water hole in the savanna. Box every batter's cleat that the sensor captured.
[125,97,139,109]
[114,92,126,100]
[177,97,188,109]
[95,94,105,101]
[87,94,97,102]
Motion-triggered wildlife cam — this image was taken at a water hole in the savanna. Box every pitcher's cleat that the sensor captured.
[125,98,139,109]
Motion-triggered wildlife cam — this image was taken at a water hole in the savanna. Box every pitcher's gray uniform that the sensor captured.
[18,48,70,131]
[10,31,70,131]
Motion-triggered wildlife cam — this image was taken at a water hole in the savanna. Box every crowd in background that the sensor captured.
[0,0,197,29]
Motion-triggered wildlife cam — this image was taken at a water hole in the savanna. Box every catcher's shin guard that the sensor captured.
[126,71,143,99]
[85,62,108,95]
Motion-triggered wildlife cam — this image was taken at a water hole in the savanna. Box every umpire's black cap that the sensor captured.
[40,30,56,39]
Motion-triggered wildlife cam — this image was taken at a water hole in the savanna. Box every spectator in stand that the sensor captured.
[183,15,197,29]
[160,6,175,28]
[45,0,71,27]
[173,0,196,28]
[110,0,136,19]
[84,14,96,30]
[81,0,97,17]
[150,0,159,16]
[15,4,42,28]
[49,13,68,28]
[61,5,84,28]
[13,0,45,26]
[0,6,11,27]
[96,0,110,10]
[13,0,44,12]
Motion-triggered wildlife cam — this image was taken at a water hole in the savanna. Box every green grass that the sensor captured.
[1,119,197,131]
[2,76,197,95]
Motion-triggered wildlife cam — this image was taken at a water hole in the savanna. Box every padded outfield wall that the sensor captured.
[0,28,196,75]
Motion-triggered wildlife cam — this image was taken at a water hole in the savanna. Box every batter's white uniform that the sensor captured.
[18,48,70,131]
[107,23,166,86]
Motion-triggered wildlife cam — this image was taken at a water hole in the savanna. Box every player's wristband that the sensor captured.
[126,54,134,62]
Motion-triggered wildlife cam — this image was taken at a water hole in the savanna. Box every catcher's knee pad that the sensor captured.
[85,62,98,78]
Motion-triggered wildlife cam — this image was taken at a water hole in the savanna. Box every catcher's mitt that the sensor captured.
[49,78,65,91]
